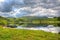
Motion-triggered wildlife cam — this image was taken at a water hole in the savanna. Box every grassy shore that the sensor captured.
[0,26,60,40]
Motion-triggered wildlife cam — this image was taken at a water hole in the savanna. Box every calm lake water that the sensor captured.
[6,23,60,33]
[16,24,60,33]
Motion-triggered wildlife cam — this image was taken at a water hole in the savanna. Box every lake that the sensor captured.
[6,23,60,33]
[16,24,60,33]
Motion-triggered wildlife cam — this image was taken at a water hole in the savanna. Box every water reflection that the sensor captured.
[17,25,60,33]
[18,22,60,27]
[6,23,60,33]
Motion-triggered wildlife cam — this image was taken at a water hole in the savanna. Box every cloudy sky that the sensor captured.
[0,0,60,17]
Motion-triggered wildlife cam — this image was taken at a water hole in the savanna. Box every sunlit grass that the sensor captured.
[0,26,60,40]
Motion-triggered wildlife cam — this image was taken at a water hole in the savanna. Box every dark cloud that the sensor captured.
[0,0,24,12]
[0,0,60,17]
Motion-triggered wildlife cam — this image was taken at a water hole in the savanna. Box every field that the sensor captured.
[0,16,60,40]
[0,26,60,40]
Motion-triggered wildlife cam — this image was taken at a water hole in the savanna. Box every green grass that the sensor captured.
[0,26,60,40]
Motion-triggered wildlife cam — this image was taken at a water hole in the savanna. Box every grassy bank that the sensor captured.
[0,16,60,26]
[0,26,60,40]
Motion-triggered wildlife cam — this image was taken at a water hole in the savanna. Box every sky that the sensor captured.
[0,0,60,17]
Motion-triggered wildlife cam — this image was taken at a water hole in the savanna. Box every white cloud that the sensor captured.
[0,0,5,2]
[26,7,57,17]
[0,0,60,17]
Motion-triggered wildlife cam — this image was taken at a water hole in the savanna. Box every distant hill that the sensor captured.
[20,16,48,20]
